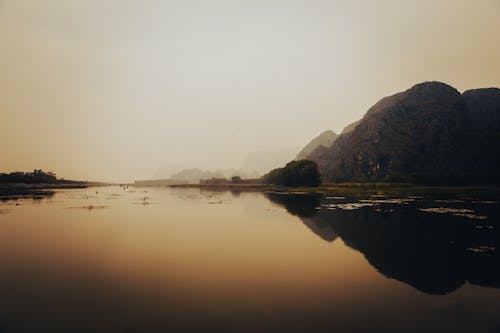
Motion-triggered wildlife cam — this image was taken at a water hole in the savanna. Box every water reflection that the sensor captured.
[0,190,55,202]
[265,192,500,295]
[266,193,337,242]
[0,187,499,333]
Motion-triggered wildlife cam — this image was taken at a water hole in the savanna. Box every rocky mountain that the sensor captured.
[307,82,500,184]
[296,130,338,160]
[340,120,360,135]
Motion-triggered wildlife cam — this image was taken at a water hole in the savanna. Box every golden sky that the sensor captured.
[1,0,499,182]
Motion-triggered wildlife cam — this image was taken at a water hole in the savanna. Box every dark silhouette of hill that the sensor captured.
[307,82,500,184]
[265,193,500,295]
[296,130,338,160]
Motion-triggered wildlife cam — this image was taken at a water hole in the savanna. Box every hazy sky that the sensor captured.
[1,0,499,182]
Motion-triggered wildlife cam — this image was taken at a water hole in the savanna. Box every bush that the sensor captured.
[263,160,321,187]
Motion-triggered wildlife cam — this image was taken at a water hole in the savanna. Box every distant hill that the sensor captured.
[240,148,300,176]
[296,130,338,160]
[306,82,500,185]
[340,120,360,135]
[169,168,257,184]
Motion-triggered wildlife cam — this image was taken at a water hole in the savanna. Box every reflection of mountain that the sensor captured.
[266,193,337,241]
[265,193,500,295]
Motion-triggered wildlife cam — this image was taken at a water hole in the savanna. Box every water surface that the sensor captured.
[0,187,499,333]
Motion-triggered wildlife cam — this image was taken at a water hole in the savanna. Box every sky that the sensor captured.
[1,0,499,182]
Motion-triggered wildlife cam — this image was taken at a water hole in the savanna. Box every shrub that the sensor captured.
[263,160,321,187]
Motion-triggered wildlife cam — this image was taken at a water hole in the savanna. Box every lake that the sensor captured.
[0,186,499,333]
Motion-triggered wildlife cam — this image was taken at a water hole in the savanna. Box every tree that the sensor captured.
[263,160,321,187]
[231,176,243,184]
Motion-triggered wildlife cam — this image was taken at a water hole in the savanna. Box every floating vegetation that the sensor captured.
[134,201,154,205]
[134,195,154,205]
[0,209,12,214]
[434,199,465,203]
[453,213,488,220]
[419,207,474,214]
[67,205,107,211]
[322,203,373,210]
[472,200,499,204]
[326,196,346,200]
[419,207,488,220]
[64,193,88,199]
[475,225,494,230]
[208,200,224,204]
[465,246,495,254]
[375,208,395,213]
[360,198,414,205]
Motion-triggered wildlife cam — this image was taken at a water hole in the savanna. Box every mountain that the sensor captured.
[169,168,258,183]
[307,82,500,184]
[296,130,338,160]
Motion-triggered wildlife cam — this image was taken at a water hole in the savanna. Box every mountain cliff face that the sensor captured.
[307,82,500,184]
[296,130,338,160]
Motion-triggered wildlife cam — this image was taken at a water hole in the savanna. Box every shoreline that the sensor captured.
[2,181,498,195]
[0,182,108,191]
[139,183,500,195]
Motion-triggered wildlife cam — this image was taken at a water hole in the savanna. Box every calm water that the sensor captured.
[0,187,499,333]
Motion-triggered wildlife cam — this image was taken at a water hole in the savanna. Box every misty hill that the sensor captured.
[241,148,300,175]
[169,168,258,184]
[306,82,500,184]
[340,120,360,135]
[296,130,338,160]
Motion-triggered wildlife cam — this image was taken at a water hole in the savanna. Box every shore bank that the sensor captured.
[134,183,500,196]
[0,182,109,192]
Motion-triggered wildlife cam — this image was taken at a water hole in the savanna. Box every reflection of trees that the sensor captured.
[0,191,55,202]
[265,193,500,295]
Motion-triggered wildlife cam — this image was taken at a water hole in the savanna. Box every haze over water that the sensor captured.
[0,187,499,333]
